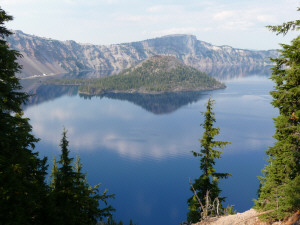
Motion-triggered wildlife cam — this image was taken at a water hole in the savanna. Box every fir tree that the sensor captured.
[50,129,115,225]
[0,7,49,225]
[73,155,115,224]
[187,97,231,223]
[255,7,300,221]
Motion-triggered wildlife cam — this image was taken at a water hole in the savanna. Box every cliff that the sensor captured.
[6,30,279,78]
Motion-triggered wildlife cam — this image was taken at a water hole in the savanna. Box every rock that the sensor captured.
[6,31,279,78]
[191,209,300,225]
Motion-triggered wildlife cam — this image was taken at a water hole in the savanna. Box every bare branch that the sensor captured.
[189,178,205,214]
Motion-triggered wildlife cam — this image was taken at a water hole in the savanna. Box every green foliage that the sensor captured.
[105,217,137,225]
[224,205,237,215]
[50,129,115,225]
[50,156,58,189]
[187,97,232,223]
[266,7,300,35]
[0,7,49,225]
[255,8,300,221]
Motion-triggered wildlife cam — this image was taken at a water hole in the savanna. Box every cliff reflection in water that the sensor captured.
[22,64,272,113]
[60,64,272,80]
[21,80,78,110]
[66,64,272,80]
[202,64,272,80]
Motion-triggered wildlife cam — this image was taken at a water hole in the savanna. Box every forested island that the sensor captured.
[47,55,225,94]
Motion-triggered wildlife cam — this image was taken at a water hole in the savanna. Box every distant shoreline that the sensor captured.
[77,84,226,96]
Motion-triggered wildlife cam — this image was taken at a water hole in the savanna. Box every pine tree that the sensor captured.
[0,7,49,225]
[50,129,115,225]
[73,156,115,224]
[254,8,300,221]
[187,97,231,223]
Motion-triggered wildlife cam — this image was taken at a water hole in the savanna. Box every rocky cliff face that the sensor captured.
[6,30,279,78]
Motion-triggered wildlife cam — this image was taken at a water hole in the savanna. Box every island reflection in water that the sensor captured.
[21,65,276,160]
[22,70,278,225]
[80,91,207,115]
[21,64,272,112]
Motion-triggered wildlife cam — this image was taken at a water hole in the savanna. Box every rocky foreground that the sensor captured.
[191,209,300,225]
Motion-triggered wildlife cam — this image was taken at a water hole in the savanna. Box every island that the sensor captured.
[47,55,225,94]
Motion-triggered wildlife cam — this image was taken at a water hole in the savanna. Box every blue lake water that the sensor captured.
[23,71,278,225]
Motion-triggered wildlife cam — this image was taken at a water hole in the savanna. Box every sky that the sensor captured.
[1,0,299,50]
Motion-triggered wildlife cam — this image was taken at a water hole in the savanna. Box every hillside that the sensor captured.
[6,30,279,77]
[72,55,224,94]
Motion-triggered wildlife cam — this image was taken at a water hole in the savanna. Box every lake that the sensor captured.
[22,67,278,225]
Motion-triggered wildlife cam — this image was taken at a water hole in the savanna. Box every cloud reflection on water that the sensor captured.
[24,75,277,161]
[26,96,200,159]
[22,73,278,225]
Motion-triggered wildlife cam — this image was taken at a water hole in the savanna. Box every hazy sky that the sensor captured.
[1,0,299,50]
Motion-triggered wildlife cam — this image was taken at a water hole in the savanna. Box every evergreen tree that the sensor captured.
[255,8,300,221]
[0,7,49,225]
[187,97,231,223]
[50,129,115,225]
[73,155,115,224]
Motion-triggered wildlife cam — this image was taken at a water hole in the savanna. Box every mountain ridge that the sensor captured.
[6,30,279,77]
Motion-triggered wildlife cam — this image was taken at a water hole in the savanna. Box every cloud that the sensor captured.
[63,0,120,4]
[3,0,300,50]
[50,109,73,120]
[211,8,274,31]
[1,0,120,8]
[146,4,183,13]
[146,27,198,37]
[112,12,172,24]
[213,10,235,20]
[147,5,165,13]
[114,15,144,22]
[68,131,192,160]
[221,20,255,31]
[31,124,193,159]
[1,0,39,5]
[26,104,194,160]
[256,15,276,23]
